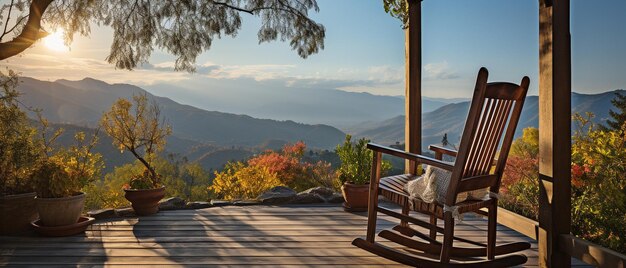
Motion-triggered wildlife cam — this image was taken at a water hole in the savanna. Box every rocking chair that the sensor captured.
[353,68,531,267]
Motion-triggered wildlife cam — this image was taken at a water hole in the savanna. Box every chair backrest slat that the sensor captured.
[445,68,529,206]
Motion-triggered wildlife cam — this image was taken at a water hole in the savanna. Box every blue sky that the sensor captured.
[4,0,626,100]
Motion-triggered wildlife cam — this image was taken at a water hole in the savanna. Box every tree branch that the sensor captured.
[0,0,54,60]
[1,0,15,41]
[2,15,29,41]
[211,1,254,15]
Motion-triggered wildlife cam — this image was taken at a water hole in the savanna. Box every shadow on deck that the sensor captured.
[1,204,589,267]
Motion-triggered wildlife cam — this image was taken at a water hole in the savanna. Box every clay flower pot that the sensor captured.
[124,186,165,216]
[31,216,95,237]
[35,192,86,227]
[0,192,38,235]
[341,182,369,212]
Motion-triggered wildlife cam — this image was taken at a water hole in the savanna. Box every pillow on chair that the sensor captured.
[404,165,488,204]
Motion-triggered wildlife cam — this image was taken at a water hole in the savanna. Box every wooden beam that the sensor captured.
[559,234,626,268]
[538,0,572,267]
[405,0,422,174]
[479,207,539,240]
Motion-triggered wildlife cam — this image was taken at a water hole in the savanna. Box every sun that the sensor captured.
[43,30,69,52]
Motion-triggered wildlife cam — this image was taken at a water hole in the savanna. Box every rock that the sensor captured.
[302,187,335,198]
[210,200,232,207]
[158,197,186,210]
[115,207,136,217]
[87,208,117,219]
[328,193,345,203]
[289,192,325,204]
[185,201,213,210]
[299,187,344,203]
[233,200,261,206]
[257,186,297,204]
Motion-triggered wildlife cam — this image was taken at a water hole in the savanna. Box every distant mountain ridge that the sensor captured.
[350,90,624,149]
[17,77,345,149]
[147,82,453,128]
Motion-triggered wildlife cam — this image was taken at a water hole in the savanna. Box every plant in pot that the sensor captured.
[0,70,40,235]
[100,93,171,216]
[33,125,104,231]
[335,135,391,212]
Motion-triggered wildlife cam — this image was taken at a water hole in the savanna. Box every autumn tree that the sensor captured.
[100,93,171,189]
[0,0,325,70]
[571,113,626,252]
[500,127,540,219]
[601,91,626,133]
[0,69,40,195]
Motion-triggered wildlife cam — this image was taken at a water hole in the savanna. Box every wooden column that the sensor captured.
[538,0,571,267]
[405,0,422,174]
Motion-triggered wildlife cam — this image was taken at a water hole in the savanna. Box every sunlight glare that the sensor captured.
[43,30,69,52]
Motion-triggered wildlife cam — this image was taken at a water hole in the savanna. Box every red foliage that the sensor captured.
[501,155,538,193]
[247,141,324,191]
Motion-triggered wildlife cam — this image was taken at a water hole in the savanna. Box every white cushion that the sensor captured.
[404,165,489,204]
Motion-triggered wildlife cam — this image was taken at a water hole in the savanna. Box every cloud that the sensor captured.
[4,53,189,85]
[206,64,296,81]
[140,62,221,74]
[6,53,408,95]
[368,65,404,84]
[423,61,460,80]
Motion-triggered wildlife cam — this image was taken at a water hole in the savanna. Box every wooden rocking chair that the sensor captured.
[353,68,531,267]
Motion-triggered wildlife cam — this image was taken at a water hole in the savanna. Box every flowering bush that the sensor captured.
[210,162,280,200]
[500,115,626,253]
[0,70,40,196]
[500,128,540,219]
[34,131,104,198]
[570,113,625,252]
[209,142,336,200]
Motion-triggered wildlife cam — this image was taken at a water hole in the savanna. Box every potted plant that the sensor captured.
[0,71,40,235]
[335,135,391,212]
[101,93,171,216]
[33,127,103,228]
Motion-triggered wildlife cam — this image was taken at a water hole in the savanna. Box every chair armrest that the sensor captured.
[428,145,458,159]
[367,143,454,171]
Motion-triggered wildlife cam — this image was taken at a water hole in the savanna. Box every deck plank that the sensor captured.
[0,204,556,267]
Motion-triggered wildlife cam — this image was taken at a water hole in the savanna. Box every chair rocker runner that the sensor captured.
[352,67,531,267]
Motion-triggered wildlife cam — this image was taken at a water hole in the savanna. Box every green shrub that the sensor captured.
[335,135,391,185]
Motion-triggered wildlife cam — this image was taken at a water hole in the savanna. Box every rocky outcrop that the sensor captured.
[288,187,344,204]
[257,186,297,204]
[290,192,325,204]
[114,207,136,217]
[185,201,212,209]
[87,208,116,219]
[158,197,186,210]
[210,200,232,206]
[88,186,345,220]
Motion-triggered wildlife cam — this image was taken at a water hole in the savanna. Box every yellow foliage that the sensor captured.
[100,93,171,188]
[210,162,281,200]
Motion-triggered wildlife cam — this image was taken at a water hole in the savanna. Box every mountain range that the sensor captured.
[16,76,622,172]
[147,81,452,128]
[348,90,624,149]
[16,77,349,172]
[17,77,345,149]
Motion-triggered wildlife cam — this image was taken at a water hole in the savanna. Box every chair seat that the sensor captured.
[379,174,495,218]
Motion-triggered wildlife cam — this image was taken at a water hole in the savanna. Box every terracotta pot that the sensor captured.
[124,186,165,216]
[31,216,95,237]
[341,182,369,212]
[36,192,85,227]
[0,192,38,235]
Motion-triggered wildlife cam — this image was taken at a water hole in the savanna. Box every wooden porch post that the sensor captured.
[405,0,422,174]
[538,0,571,267]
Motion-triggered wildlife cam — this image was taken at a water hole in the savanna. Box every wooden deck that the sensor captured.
[0,204,588,267]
